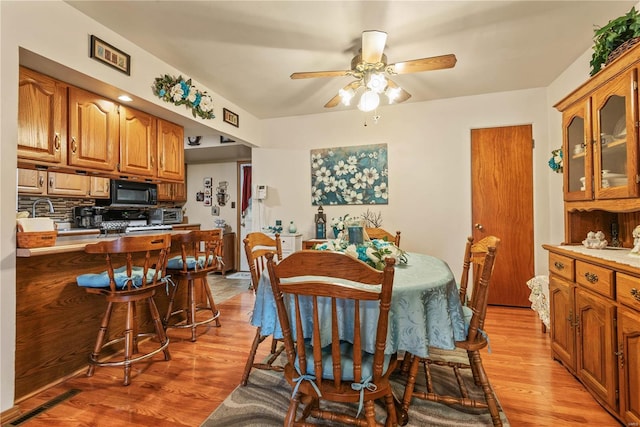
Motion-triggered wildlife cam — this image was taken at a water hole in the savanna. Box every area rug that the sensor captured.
[225,271,252,280]
[201,361,510,426]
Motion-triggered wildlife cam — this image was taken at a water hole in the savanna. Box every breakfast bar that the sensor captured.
[14,229,194,401]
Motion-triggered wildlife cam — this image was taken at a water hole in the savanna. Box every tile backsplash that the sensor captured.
[17,196,94,222]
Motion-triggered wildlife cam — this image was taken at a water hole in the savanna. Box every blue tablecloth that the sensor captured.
[250,252,466,358]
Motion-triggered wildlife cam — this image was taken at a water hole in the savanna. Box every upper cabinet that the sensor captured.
[17,68,186,186]
[68,87,119,172]
[558,68,638,202]
[156,119,185,182]
[18,67,67,166]
[119,106,156,177]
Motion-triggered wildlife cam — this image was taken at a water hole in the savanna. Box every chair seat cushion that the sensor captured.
[77,265,158,289]
[295,340,392,381]
[166,254,215,270]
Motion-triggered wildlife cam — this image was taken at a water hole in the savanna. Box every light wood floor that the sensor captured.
[4,276,621,427]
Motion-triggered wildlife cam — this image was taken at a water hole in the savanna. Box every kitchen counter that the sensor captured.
[17,224,202,257]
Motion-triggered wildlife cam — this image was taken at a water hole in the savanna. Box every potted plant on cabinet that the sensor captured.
[590,6,640,76]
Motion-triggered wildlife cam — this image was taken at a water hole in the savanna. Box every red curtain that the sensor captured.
[241,165,252,216]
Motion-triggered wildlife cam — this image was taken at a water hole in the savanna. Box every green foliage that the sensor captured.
[590,7,640,76]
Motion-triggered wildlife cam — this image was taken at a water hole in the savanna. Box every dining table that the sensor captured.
[250,251,467,358]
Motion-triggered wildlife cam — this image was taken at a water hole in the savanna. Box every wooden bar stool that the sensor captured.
[76,234,172,386]
[164,229,222,342]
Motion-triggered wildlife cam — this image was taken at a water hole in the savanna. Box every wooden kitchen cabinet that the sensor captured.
[214,232,235,275]
[68,87,119,172]
[544,245,640,424]
[47,172,89,197]
[89,176,110,198]
[17,168,47,195]
[617,306,640,425]
[158,181,186,202]
[18,67,67,166]
[156,119,185,182]
[549,275,576,372]
[118,106,157,177]
[575,286,618,411]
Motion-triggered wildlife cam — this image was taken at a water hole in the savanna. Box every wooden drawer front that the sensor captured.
[617,273,640,310]
[576,261,614,299]
[549,253,574,281]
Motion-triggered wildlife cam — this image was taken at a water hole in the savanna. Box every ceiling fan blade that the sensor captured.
[361,30,387,63]
[290,70,351,79]
[389,54,457,74]
[386,79,411,103]
[325,80,362,108]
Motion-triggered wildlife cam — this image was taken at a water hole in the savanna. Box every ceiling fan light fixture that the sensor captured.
[385,86,402,104]
[358,90,380,112]
[339,87,355,106]
[366,72,387,93]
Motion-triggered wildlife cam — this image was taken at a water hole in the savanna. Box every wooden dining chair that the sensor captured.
[365,227,401,247]
[240,232,284,386]
[266,250,398,426]
[76,234,172,386]
[164,229,223,342]
[399,235,502,426]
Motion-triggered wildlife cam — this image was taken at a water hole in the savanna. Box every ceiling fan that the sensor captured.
[290,30,457,111]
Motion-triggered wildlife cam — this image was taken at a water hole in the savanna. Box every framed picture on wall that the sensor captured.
[204,195,212,206]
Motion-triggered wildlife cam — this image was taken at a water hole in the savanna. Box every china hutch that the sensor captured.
[544,42,640,425]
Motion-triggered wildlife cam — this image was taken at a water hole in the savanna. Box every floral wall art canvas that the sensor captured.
[311,143,388,205]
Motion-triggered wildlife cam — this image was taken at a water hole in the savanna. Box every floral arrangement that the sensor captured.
[548,148,563,173]
[330,214,351,232]
[152,74,215,120]
[312,238,408,271]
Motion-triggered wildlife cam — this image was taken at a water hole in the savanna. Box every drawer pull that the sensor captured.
[554,261,565,270]
[584,272,599,283]
[631,288,640,302]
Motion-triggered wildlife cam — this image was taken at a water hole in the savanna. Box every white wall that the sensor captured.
[254,87,550,280]
[184,163,239,233]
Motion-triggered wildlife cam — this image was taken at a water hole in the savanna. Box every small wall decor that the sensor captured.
[216,181,230,206]
[196,192,205,202]
[311,143,388,205]
[204,195,212,207]
[153,74,215,120]
[90,35,130,75]
[203,177,212,188]
[220,136,236,143]
[223,108,239,127]
[548,148,563,173]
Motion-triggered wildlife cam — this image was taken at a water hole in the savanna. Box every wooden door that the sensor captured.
[119,106,156,177]
[68,87,118,172]
[156,119,184,181]
[549,276,576,371]
[576,288,618,410]
[471,125,533,307]
[18,67,67,165]
[618,307,640,425]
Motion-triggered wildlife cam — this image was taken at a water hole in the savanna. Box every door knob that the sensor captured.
[474,223,484,230]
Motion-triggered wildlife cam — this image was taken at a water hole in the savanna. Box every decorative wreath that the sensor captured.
[548,148,563,173]
[152,74,215,120]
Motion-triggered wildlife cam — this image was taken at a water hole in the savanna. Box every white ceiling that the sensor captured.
[65,0,636,121]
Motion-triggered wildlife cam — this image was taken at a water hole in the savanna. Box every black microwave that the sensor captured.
[96,179,158,207]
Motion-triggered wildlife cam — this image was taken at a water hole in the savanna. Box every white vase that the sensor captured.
[288,221,297,233]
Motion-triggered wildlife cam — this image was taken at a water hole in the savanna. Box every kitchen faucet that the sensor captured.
[32,198,54,218]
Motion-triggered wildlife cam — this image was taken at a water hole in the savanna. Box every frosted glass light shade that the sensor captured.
[358,90,380,112]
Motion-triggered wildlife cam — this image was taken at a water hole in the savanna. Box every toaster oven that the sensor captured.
[149,208,183,225]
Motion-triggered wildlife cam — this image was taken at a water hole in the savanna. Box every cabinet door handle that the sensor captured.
[54,133,60,151]
[631,288,640,302]
[38,175,44,188]
[554,261,565,270]
[71,137,77,154]
[584,272,598,283]
[48,176,53,188]
[615,345,625,368]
